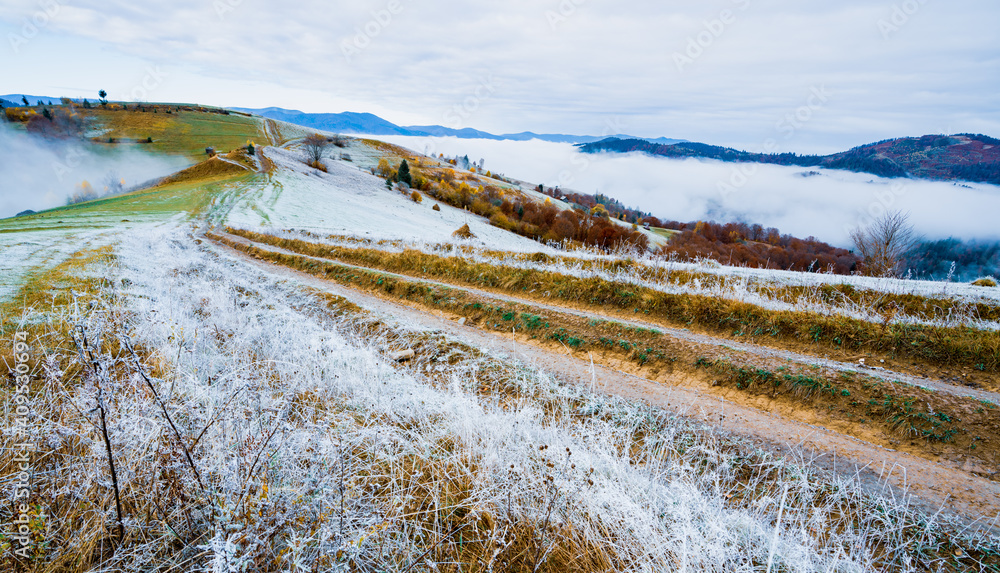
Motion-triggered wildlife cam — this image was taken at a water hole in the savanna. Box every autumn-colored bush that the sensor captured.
[376,158,396,179]
[5,107,37,122]
[489,212,515,231]
[470,199,494,217]
[24,107,84,138]
[973,277,998,287]
[410,190,422,203]
[67,181,99,205]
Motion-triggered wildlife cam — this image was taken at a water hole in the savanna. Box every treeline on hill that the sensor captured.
[375,159,648,251]
[949,163,1000,185]
[656,219,859,273]
[579,135,1000,184]
[547,188,652,225]
[531,183,858,273]
[578,139,906,178]
[903,238,1000,281]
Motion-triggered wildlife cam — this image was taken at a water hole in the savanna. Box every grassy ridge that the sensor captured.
[81,108,267,160]
[225,229,1000,378]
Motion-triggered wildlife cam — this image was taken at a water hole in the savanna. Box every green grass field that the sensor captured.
[648,227,679,240]
[83,108,269,160]
[0,165,254,303]
[0,170,254,234]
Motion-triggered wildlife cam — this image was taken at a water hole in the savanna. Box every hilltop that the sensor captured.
[580,134,1000,184]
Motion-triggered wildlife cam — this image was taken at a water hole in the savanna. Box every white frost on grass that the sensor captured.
[224,146,553,252]
[0,227,113,304]
[83,223,987,570]
[241,226,1000,330]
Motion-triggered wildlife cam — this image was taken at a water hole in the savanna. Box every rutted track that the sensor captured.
[209,229,1000,530]
[214,230,1000,405]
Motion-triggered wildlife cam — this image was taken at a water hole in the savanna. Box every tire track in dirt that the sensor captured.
[215,231,1000,476]
[262,118,281,147]
[215,231,1000,405]
[208,231,1000,532]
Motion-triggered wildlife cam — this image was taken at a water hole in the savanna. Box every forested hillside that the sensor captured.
[580,134,1000,184]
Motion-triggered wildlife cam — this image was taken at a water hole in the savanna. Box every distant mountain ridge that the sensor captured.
[579,134,1000,185]
[0,94,68,106]
[230,106,685,145]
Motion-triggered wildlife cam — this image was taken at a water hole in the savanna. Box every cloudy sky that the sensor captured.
[2,0,998,153]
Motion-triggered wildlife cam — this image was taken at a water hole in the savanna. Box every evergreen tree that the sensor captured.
[397,160,412,186]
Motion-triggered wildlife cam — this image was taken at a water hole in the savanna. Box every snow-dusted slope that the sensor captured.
[0,228,114,304]
[225,147,556,252]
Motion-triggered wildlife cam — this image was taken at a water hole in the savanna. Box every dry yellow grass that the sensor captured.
[452,224,475,239]
[224,229,1000,380]
[210,233,1000,469]
[158,156,249,186]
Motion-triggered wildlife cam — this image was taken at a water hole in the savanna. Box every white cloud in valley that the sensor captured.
[376,135,1000,247]
[0,125,188,218]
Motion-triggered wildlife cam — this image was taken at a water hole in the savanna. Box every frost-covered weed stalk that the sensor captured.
[250,227,1000,331]
[10,224,991,571]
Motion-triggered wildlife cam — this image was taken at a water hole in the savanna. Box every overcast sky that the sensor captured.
[2,0,998,153]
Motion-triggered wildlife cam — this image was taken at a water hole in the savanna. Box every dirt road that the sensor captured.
[209,232,1000,531]
[215,231,1000,405]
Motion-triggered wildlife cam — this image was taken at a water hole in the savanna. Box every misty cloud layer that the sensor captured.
[376,135,1000,247]
[0,125,188,219]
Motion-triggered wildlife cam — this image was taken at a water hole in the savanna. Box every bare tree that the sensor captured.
[103,170,124,196]
[302,133,331,165]
[850,210,917,277]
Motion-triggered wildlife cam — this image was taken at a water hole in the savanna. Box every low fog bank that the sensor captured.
[374,136,1000,248]
[0,125,189,219]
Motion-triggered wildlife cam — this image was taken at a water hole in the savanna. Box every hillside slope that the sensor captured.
[225,145,554,251]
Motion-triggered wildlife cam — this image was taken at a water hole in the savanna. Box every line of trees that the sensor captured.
[25,106,84,138]
[532,184,859,273]
[376,160,648,251]
[66,171,129,205]
[902,237,1000,281]
[580,135,1000,184]
[658,220,859,274]
[578,139,908,179]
